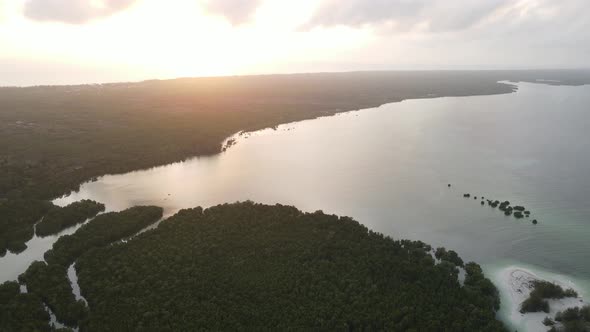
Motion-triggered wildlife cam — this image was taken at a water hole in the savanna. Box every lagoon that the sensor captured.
[3,81,590,330]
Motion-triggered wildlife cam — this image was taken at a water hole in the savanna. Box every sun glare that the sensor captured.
[0,0,370,81]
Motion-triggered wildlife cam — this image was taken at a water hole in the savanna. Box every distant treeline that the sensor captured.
[2,71,588,268]
[3,70,589,200]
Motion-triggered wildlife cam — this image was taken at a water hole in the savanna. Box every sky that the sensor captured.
[0,0,589,86]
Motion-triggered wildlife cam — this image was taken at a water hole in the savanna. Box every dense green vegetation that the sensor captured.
[2,71,587,331]
[3,207,162,329]
[552,306,590,332]
[75,202,506,331]
[3,70,589,201]
[520,280,578,313]
[0,199,54,256]
[1,71,586,260]
[533,281,578,299]
[0,281,51,331]
[18,261,87,326]
[435,247,464,267]
[36,200,105,237]
[44,206,163,267]
[520,292,550,313]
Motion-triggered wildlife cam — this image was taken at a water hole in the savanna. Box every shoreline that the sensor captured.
[493,265,588,332]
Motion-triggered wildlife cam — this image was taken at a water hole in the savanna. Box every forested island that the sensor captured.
[68,202,506,331]
[0,202,507,331]
[0,199,104,257]
[36,200,105,237]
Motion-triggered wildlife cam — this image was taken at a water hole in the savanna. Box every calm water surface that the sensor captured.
[3,82,590,329]
[57,82,590,276]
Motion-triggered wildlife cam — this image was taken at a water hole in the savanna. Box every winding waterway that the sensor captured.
[3,81,590,330]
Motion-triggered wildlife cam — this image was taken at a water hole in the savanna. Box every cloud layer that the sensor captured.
[305,0,511,31]
[23,0,136,24]
[21,0,262,25]
[202,0,260,25]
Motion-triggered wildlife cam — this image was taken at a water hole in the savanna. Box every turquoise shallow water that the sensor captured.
[2,81,589,329]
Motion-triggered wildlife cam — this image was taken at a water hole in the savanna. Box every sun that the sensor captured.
[1,0,370,83]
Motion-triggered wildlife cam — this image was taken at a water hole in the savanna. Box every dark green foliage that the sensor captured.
[0,280,20,302]
[513,206,525,211]
[36,200,105,237]
[0,281,51,331]
[532,280,578,299]
[514,211,524,218]
[76,202,506,331]
[18,261,87,326]
[0,199,54,256]
[435,247,464,267]
[463,262,501,311]
[520,280,578,313]
[7,70,587,200]
[44,206,163,267]
[554,306,590,332]
[520,293,549,313]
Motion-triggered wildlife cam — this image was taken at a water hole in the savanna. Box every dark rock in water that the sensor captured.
[474,196,478,200]
[514,212,524,218]
[532,219,538,224]
[504,210,512,216]
[481,201,485,205]
[463,194,470,198]
[513,206,525,211]
[524,211,530,215]
[448,184,451,187]
[481,196,485,199]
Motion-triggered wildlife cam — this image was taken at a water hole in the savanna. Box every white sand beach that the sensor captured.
[495,266,587,332]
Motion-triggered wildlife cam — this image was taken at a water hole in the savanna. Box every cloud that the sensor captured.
[23,0,136,24]
[305,0,511,32]
[346,0,590,69]
[203,0,261,25]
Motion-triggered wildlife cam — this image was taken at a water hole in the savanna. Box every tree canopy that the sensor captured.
[74,202,506,331]
[36,200,105,237]
[0,199,54,256]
